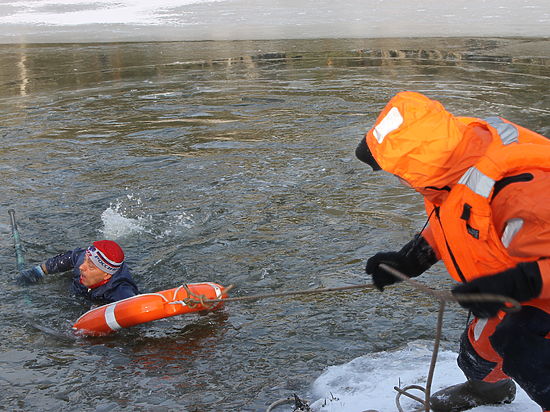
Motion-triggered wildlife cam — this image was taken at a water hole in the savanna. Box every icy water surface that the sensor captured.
[0,38,549,411]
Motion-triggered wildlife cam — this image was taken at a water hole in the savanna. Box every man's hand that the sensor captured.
[366,235,437,291]
[366,251,411,291]
[452,277,505,318]
[452,262,542,318]
[17,265,45,285]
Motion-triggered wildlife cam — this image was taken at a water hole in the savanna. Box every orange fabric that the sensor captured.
[366,91,470,188]
[476,144,550,182]
[426,182,532,282]
[491,170,550,260]
[367,91,550,313]
[365,91,548,191]
[538,260,550,301]
[73,282,228,336]
[467,312,550,382]
[424,151,550,280]
[426,150,550,311]
[490,171,550,314]
[425,146,550,312]
[364,91,504,191]
[467,316,509,382]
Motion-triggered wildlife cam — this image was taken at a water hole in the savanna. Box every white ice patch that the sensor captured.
[309,341,540,412]
[2,0,228,26]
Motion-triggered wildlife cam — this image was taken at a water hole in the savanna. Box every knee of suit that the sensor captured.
[489,317,518,358]
[490,306,549,360]
[458,326,498,381]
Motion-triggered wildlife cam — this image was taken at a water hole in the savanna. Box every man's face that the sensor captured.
[79,254,111,287]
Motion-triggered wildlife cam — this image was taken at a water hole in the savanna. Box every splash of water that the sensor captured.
[100,200,148,239]
[157,212,194,239]
[100,194,195,240]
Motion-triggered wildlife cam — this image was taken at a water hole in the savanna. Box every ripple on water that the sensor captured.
[0,38,548,411]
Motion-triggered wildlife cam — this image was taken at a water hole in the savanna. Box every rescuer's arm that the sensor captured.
[366,234,438,291]
[452,262,543,318]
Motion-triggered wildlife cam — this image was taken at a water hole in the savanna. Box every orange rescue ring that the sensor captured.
[72,282,227,336]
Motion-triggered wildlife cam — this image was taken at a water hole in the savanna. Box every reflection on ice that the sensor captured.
[1,0,224,25]
[1,0,549,43]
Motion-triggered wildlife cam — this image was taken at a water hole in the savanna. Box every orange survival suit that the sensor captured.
[360,91,550,411]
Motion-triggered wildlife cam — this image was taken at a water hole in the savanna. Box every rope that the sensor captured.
[266,397,295,412]
[180,284,235,310]
[180,282,375,307]
[183,267,521,314]
[265,394,311,412]
[379,264,521,412]
[181,264,522,412]
[379,264,521,313]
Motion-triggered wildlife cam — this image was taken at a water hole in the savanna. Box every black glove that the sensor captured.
[17,265,45,285]
[366,235,437,291]
[452,261,543,318]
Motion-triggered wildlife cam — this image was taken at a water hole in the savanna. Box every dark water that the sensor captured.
[0,38,549,411]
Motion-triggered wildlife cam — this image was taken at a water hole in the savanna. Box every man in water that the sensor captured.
[356,91,549,412]
[18,239,139,304]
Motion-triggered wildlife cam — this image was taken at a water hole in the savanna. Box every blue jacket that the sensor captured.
[45,248,139,304]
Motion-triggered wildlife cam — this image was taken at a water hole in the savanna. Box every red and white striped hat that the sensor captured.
[86,240,124,275]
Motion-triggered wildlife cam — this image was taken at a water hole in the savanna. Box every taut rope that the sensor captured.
[181,282,375,308]
[181,264,521,412]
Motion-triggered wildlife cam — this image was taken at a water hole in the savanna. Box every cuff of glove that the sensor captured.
[35,265,46,278]
[399,235,438,276]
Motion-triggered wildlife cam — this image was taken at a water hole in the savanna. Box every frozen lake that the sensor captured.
[1,1,549,410]
[1,36,548,411]
[1,0,549,43]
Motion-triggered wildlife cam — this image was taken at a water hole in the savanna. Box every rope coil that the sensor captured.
[175,284,235,309]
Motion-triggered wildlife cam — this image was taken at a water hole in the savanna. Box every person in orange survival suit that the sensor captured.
[355,91,550,412]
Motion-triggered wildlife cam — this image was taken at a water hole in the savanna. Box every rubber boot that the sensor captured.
[429,379,516,412]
